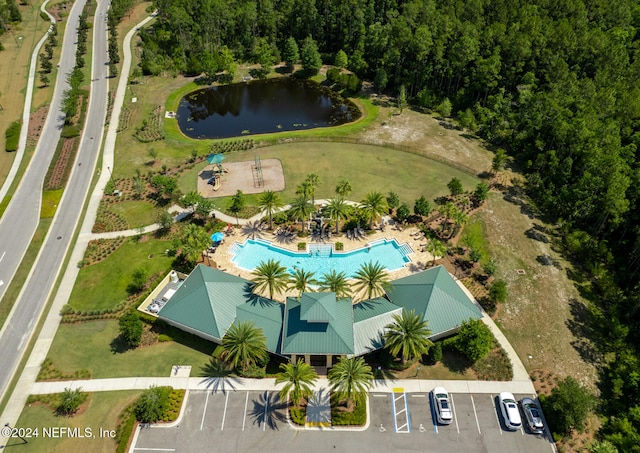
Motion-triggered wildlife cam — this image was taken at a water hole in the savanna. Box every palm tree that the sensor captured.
[288,268,318,298]
[296,181,313,199]
[288,196,313,232]
[451,208,468,232]
[360,191,388,229]
[325,196,350,234]
[353,261,391,301]
[328,356,374,410]
[335,179,352,197]
[305,173,320,205]
[439,201,457,234]
[220,321,268,372]
[258,190,283,230]
[319,270,352,299]
[383,310,433,364]
[425,239,447,266]
[177,223,211,266]
[251,259,289,300]
[275,359,318,407]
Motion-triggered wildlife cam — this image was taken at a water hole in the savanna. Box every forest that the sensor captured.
[139,0,640,449]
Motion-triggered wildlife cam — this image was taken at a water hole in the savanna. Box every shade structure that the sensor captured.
[207,153,225,165]
[210,232,225,242]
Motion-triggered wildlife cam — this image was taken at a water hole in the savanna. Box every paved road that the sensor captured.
[0,0,109,404]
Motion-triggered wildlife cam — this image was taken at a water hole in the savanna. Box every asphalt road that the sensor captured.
[0,0,109,403]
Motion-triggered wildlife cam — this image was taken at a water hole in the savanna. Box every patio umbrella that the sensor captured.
[206,153,225,165]
[210,232,225,242]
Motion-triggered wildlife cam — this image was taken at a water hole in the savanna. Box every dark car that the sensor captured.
[520,398,544,434]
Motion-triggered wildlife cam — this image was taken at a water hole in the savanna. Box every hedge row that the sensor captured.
[5,120,21,152]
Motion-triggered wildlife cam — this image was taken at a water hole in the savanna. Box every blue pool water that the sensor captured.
[230,238,412,277]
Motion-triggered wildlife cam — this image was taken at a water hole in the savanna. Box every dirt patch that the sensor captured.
[27,106,48,147]
[197,159,285,198]
[355,103,494,174]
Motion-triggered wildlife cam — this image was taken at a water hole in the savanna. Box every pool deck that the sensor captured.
[207,218,437,302]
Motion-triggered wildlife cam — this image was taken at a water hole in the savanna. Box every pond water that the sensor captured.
[176,78,360,139]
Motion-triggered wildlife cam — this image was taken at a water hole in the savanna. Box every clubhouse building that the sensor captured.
[140,264,483,368]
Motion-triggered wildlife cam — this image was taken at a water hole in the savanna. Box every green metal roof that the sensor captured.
[235,298,284,353]
[158,265,252,340]
[281,293,354,355]
[299,292,336,322]
[385,265,482,336]
[352,298,402,356]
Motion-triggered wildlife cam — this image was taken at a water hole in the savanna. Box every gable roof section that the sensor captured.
[282,294,354,355]
[158,265,251,340]
[386,265,482,336]
[299,292,336,322]
[235,298,284,353]
[352,297,402,356]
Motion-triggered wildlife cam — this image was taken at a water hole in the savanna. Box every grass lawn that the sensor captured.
[45,320,215,378]
[391,352,476,380]
[178,142,479,209]
[68,236,173,312]
[5,391,140,452]
[109,200,159,229]
[0,2,51,186]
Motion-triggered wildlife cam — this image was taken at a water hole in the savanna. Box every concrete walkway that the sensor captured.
[30,377,536,396]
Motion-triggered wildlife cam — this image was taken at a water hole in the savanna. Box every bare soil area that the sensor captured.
[356,102,494,174]
[197,159,285,198]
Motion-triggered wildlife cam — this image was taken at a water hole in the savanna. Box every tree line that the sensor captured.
[136,0,640,448]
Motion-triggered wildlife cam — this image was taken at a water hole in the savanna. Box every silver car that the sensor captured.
[520,398,544,434]
[498,392,522,430]
[432,387,453,424]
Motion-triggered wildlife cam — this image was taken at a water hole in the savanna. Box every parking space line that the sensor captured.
[411,394,426,397]
[200,391,210,431]
[373,394,386,397]
[490,394,502,435]
[221,392,229,430]
[242,392,249,431]
[450,394,460,434]
[470,395,481,434]
[392,390,411,433]
[134,449,176,451]
[263,393,269,432]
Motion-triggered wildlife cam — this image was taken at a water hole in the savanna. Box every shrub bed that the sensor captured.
[472,347,513,381]
[134,105,165,142]
[330,392,366,426]
[37,358,92,381]
[289,405,306,426]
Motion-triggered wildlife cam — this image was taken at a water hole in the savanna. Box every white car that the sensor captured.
[432,387,453,424]
[498,392,522,430]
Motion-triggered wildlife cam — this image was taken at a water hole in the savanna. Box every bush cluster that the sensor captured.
[326,68,362,93]
[330,392,366,426]
[134,105,165,142]
[289,406,306,425]
[5,120,21,152]
[210,138,254,154]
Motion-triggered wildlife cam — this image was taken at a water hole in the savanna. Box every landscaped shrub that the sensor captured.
[115,403,137,453]
[289,406,306,425]
[335,241,344,251]
[61,125,81,138]
[297,242,306,251]
[5,120,21,151]
[472,347,513,381]
[427,342,443,363]
[330,392,366,426]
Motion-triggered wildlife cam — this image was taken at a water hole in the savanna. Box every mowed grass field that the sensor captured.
[68,236,173,312]
[178,142,480,209]
[46,320,215,379]
[5,390,140,452]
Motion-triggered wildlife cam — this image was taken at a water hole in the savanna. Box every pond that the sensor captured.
[176,78,360,139]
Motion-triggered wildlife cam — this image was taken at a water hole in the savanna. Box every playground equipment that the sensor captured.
[252,154,264,188]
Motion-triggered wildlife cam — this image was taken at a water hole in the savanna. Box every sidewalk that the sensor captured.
[30,376,535,396]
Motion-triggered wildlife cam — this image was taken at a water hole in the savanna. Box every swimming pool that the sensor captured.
[230,238,413,277]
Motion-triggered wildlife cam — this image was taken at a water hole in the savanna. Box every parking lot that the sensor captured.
[132,390,555,453]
